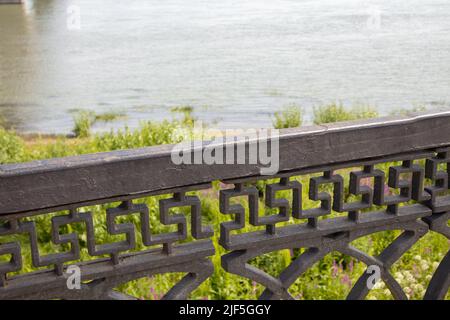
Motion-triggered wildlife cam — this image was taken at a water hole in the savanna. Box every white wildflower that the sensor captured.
[373,281,385,289]
[395,272,404,281]
[420,261,429,270]
[406,273,415,283]
[413,284,424,293]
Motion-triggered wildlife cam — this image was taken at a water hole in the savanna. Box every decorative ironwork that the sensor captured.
[219,152,449,300]
[0,192,214,299]
[0,112,449,300]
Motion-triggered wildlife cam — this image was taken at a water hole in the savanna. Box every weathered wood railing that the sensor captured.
[0,111,449,300]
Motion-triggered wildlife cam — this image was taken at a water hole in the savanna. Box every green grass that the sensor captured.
[170,105,194,114]
[389,105,427,116]
[272,105,303,129]
[73,111,95,138]
[94,111,127,122]
[0,127,26,164]
[72,110,128,138]
[313,103,379,125]
[0,108,448,300]
[272,103,378,129]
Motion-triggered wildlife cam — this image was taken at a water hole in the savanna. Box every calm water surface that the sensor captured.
[1,0,450,133]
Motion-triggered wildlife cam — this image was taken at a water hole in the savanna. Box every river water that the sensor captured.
[1,0,450,134]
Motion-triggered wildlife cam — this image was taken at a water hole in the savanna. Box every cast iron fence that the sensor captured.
[0,111,449,299]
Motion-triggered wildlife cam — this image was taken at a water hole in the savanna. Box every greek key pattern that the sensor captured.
[0,192,214,299]
[219,150,449,300]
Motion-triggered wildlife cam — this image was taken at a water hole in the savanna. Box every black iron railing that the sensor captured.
[0,111,449,299]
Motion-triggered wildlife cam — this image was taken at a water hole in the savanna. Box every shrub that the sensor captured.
[272,105,303,129]
[72,111,95,138]
[313,103,378,124]
[0,127,26,164]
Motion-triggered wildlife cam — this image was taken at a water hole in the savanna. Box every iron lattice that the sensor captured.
[1,112,450,300]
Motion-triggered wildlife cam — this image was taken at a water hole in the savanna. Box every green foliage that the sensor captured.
[170,105,196,127]
[313,103,379,125]
[170,105,193,114]
[92,120,185,151]
[0,127,26,164]
[389,105,427,116]
[73,111,95,138]
[94,111,127,122]
[272,105,303,129]
[72,111,128,138]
